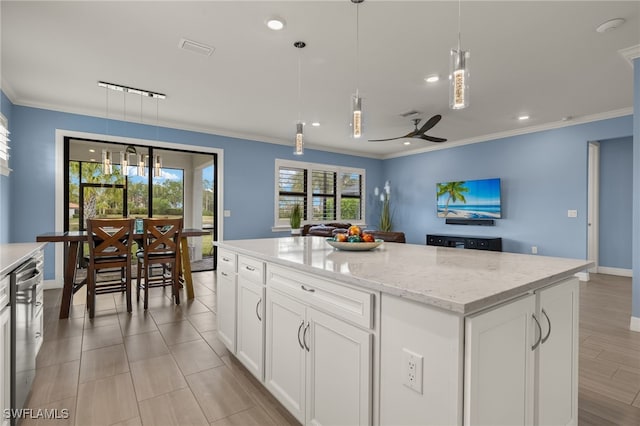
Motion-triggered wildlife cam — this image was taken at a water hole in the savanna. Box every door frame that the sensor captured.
[587,141,600,274]
[52,129,225,288]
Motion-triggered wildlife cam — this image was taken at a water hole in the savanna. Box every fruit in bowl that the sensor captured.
[348,235,362,243]
[361,233,375,243]
[334,233,348,242]
[348,225,362,236]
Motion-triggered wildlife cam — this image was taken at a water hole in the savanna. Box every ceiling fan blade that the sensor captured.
[368,136,405,142]
[416,114,442,135]
[420,135,448,143]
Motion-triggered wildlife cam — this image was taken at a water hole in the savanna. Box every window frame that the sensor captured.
[274,158,366,228]
[0,114,10,176]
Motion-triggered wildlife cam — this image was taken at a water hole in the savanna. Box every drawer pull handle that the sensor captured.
[301,285,315,293]
[255,299,262,322]
[245,266,256,272]
[297,320,305,349]
[303,322,310,352]
[531,314,542,351]
[541,309,552,344]
[222,257,231,262]
[35,302,42,307]
[35,332,42,338]
[220,271,228,277]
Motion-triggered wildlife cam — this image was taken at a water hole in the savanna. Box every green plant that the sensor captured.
[290,203,302,230]
[379,192,392,232]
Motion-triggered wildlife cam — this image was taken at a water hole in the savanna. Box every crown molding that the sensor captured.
[619,44,640,66]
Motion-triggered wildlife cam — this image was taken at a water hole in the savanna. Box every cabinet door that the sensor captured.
[464,295,536,426]
[216,270,237,353]
[306,308,372,426]
[236,277,264,380]
[265,289,306,423]
[1,307,10,426]
[536,278,579,426]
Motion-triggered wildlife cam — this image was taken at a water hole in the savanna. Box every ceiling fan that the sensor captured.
[368,115,447,143]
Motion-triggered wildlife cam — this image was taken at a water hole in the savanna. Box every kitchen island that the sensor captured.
[215,236,592,425]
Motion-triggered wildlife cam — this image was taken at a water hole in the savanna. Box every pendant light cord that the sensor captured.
[355,2,360,96]
[297,50,302,122]
[457,0,462,51]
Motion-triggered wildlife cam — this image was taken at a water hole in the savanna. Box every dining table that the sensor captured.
[36,228,212,319]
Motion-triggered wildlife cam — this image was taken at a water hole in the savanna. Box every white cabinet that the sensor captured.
[464,277,579,426]
[0,299,10,426]
[216,249,237,352]
[265,265,373,426]
[235,255,265,381]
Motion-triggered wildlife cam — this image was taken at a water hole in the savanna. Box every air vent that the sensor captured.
[178,38,215,56]
[399,110,421,118]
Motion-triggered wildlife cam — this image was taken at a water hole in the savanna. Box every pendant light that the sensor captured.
[294,41,306,156]
[102,85,113,174]
[450,0,470,110]
[152,97,163,178]
[351,0,364,138]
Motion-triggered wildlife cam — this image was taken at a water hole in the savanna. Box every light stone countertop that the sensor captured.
[216,237,593,315]
[0,243,47,276]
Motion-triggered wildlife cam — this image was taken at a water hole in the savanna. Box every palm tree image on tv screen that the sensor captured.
[436,178,502,219]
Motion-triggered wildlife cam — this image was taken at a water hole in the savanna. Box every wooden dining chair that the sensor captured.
[86,218,134,318]
[136,218,183,309]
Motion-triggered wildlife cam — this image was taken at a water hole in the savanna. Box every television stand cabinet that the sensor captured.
[426,234,502,252]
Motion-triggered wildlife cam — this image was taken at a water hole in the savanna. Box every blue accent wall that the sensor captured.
[598,137,633,270]
[633,57,640,320]
[7,103,383,279]
[384,116,633,259]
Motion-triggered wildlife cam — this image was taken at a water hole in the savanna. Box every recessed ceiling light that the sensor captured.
[89,149,95,153]
[425,75,439,83]
[266,17,285,31]
[596,18,625,33]
[311,122,320,127]
[403,141,411,145]
[90,158,96,162]
[518,115,530,121]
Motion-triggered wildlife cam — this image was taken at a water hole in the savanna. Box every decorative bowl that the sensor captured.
[325,238,384,251]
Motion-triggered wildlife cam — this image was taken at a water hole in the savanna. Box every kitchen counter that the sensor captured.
[216,236,592,314]
[0,243,47,276]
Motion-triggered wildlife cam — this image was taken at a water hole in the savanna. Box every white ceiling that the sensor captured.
[1,1,639,159]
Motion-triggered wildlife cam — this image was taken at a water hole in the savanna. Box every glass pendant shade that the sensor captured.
[102,149,113,174]
[120,151,129,176]
[294,122,304,156]
[153,154,162,178]
[137,153,146,176]
[351,95,363,138]
[449,48,470,110]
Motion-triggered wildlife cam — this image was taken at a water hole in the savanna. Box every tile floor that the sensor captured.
[27,271,300,426]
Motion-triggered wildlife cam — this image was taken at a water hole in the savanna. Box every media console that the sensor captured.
[426,234,502,252]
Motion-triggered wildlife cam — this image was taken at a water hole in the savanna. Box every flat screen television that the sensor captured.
[436,178,502,219]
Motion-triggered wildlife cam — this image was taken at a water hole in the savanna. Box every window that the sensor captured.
[0,114,10,176]
[275,159,365,227]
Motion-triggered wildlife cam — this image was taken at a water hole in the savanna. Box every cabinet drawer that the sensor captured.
[267,265,373,329]
[238,255,265,284]
[218,248,237,272]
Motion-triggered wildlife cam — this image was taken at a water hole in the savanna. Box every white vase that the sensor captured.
[291,228,301,236]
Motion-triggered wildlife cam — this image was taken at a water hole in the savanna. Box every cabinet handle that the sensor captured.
[255,299,262,321]
[531,314,542,351]
[301,285,315,293]
[220,271,228,277]
[303,322,310,352]
[35,332,42,338]
[245,265,256,272]
[541,309,552,344]
[222,257,230,262]
[297,320,305,349]
[35,302,42,307]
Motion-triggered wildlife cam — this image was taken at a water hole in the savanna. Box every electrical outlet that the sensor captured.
[402,348,423,394]
[567,209,578,218]
[531,246,538,254]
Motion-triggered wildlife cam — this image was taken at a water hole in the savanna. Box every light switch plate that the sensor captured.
[567,209,577,218]
[224,210,231,217]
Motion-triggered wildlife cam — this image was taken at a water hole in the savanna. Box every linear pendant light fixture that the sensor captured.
[351,0,364,139]
[450,0,470,110]
[294,41,306,155]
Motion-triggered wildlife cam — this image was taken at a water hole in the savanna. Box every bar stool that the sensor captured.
[136,218,183,309]
[86,218,134,318]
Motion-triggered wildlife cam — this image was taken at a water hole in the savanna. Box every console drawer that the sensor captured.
[238,255,265,284]
[218,248,237,273]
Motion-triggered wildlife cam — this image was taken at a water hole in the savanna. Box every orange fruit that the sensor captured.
[348,225,362,236]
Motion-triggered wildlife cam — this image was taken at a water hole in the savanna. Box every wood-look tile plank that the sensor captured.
[129,354,188,401]
[148,305,187,325]
[35,336,82,368]
[123,330,169,363]
[43,317,85,342]
[185,366,255,423]
[79,343,129,383]
[85,308,121,329]
[188,311,217,333]
[170,339,224,376]
[118,311,158,337]
[19,396,75,426]
[82,323,123,351]
[200,331,231,358]
[27,360,79,406]
[157,320,202,345]
[110,417,142,426]
[579,388,640,425]
[138,388,209,426]
[75,372,139,426]
[210,406,277,426]
[179,299,211,316]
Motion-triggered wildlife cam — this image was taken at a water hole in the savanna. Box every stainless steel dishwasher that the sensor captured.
[10,259,42,424]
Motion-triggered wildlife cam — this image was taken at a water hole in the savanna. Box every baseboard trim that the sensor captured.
[596,266,633,277]
[630,316,640,333]
[44,279,63,290]
[575,272,590,282]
